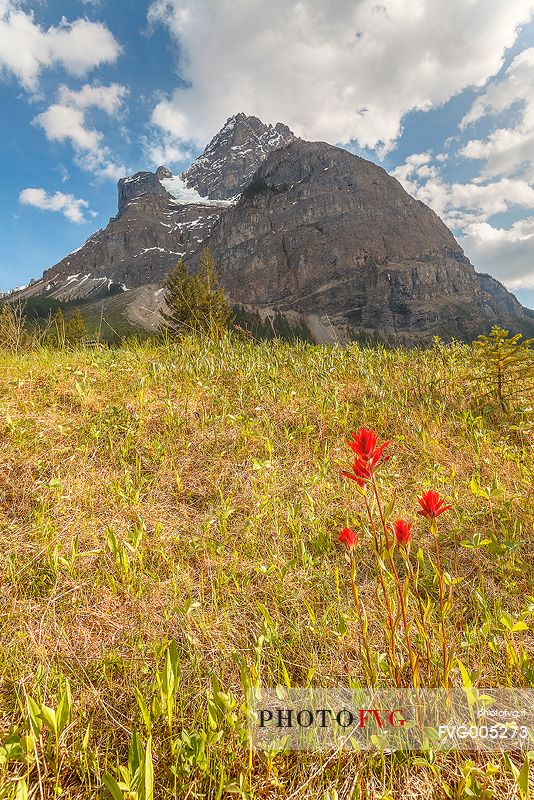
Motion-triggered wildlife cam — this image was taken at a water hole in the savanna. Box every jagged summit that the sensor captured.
[15,113,296,302]
[116,112,296,211]
[117,168,171,215]
[181,112,296,200]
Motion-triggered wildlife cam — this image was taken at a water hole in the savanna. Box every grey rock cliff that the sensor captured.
[33,114,296,298]
[191,139,534,341]
[41,192,220,292]
[117,168,171,215]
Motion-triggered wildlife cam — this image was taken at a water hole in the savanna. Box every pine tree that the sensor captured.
[47,308,66,348]
[161,249,231,340]
[64,308,87,345]
[473,326,534,412]
[160,258,196,339]
[194,248,232,338]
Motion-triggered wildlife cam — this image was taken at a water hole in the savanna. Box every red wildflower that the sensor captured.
[338,527,359,550]
[417,490,452,520]
[347,429,379,459]
[347,429,391,468]
[343,429,391,485]
[340,457,371,486]
[392,519,412,546]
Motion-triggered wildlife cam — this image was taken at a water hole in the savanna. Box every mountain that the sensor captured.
[41,167,223,290]
[11,114,295,319]
[8,113,534,342]
[181,112,295,200]
[196,139,534,341]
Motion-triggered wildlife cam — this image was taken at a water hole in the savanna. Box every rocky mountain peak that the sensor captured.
[181,112,296,200]
[11,113,534,343]
[156,165,172,180]
[117,169,171,215]
[198,138,534,342]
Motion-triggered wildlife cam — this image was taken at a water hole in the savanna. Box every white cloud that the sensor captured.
[392,148,534,288]
[459,219,534,288]
[34,82,128,180]
[392,44,534,290]
[147,0,534,155]
[459,48,534,180]
[393,155,534,225]
[19,187,91,223]
[77,151,126,180]
[0,1,121,91]
[141,132,192,167]
[36,103,102,150]
[58,82,128,114]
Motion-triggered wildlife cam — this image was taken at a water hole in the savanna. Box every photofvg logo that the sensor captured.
[249,689,534,752]
[259,706,406,730]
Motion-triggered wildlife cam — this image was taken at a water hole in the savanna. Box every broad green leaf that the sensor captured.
[15,779,28,800]
[457,658,473,688]
[102,773,125,800]
[26,696,42,737]
[134,687,152,733]
[40,704,57,737]
[144,736,154,800]
[518,752,530,799]
[128,728,143,779]
[56,680,71,737]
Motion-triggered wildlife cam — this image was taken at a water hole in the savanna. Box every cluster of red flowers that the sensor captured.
[338,428,452,550]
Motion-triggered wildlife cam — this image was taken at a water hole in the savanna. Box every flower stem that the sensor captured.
[371,475,391,550]
[432,518,449,687]
[350,555,375,686]
[363,492,400,685]
[403,549,432,668]
[387,548,418,687]
[371,474,418,686]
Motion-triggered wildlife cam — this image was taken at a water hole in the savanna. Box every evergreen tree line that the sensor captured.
[2,250,533,415]
[160,248,312,343]
[0,248,313,351]
[160,248,231,340]
[0,303,89,352]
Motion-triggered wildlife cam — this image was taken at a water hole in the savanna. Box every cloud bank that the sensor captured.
[34,82,129,180]
[0,0,121,91]
[393,46,534,289]
[19,187,92,223]
[147,0,534,156]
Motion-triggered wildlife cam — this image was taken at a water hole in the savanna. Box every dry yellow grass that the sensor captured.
[0,335,532,798]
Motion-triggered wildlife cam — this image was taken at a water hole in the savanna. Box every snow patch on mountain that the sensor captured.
[160,175,234,207]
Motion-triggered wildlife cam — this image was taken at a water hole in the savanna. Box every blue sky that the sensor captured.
[2,0,534,309]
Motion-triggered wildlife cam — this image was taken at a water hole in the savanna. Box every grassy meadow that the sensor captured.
[0,334,532,798]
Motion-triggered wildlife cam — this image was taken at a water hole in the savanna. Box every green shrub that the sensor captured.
[473,326,534,412]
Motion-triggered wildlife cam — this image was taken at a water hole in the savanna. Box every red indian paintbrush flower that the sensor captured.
[342,428,391,486]
[340,457,371,486]
[417,490,452,520]
[347,428,391,468]
[347,428,378,459]
[392,519,412,546]
[338,527,359,550]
